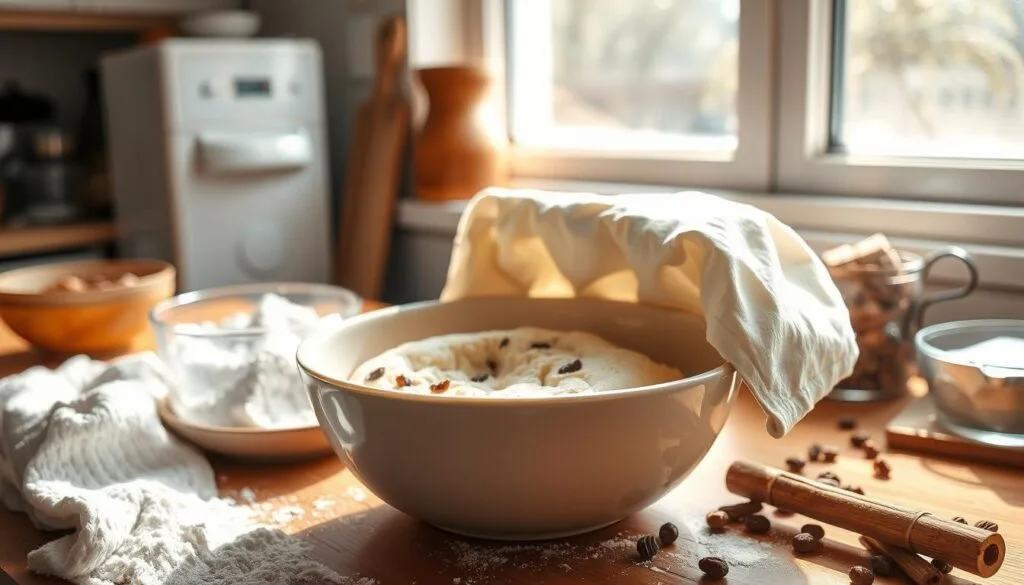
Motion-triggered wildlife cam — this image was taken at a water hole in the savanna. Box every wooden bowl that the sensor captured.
[0,259,176,355]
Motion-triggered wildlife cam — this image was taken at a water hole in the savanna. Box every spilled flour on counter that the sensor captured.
[695,527,776,567]
[437,513,800,583]
[313,496,337,511]
[165,528,377,585]
[169,294,342,429]
[439,533,645,581]
[239,487,257,504]
[272,505,307,525]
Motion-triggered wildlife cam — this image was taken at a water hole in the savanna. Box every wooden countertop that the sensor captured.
[0,303,1020,585]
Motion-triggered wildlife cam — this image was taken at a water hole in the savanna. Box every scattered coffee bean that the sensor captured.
[819,477,841,487]
[698,556,729,580]
[808,443,823,462]
[849,565,874,585]
[839,417,857,430]
[844,484,865,495]
[487,360,498,373]
[530,342,551,349]
[429,379,450,394]
[817,471,841,483]
[364,367,385,382]
[792,533,820,553]
[718,500,763,522]
[952,516,968,524]
[975,520,999,532]
[659,522,679,546]
[863,440,881,459]
[850,432,870,448]
[873,458,891,479]
[823,445,839,463]
[785,456,806,473]
[801,524,825,540]
[470,374,489,383]
[930,558,953,574]
[557,359,582,374]
[705,510,730,530]
[499,337,509,349]
[636,534,659,561]
[870,555,894,577]
[395,375,411,388]
[744,514,771,534]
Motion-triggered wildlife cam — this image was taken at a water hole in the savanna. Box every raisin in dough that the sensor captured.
[350,327,683,397]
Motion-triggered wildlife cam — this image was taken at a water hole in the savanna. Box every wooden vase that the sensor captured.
[413,66,505,202]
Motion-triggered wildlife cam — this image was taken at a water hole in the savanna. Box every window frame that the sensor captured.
[468,0,775,191]
[775,0,1024,206]
[402,0,1024,314]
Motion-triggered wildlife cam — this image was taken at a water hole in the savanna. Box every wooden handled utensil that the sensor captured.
[726,460,1006,578]
[333,13,409,299]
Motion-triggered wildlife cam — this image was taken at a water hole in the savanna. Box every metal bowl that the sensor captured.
[915,319,1024,447]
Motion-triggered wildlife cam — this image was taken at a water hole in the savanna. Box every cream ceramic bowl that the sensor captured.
[297,298,738,540]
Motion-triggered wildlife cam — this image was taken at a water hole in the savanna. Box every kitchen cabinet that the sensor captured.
[74,0,238,14]
[0,223,116,259]
[0,1,71,9]
[0,0,237,16]
[0,0,190,259]
[0,0,237,31]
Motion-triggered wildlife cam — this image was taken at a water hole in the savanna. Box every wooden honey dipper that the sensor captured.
[726,461,1006,578]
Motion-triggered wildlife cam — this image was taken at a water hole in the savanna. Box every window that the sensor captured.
[831,0,1024,160]
[508,0,740,153]
[404,0,1024,311]
[412,0,1024,205]
[497,0,774,190]
[776,1,1024,205]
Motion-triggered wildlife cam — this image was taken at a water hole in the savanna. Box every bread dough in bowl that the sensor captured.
[350,327,683,397]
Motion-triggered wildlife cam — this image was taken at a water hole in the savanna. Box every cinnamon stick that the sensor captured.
[726,461,1005,578]
[860,536,942,585]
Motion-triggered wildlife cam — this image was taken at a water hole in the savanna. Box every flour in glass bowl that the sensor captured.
[168,293,341,429]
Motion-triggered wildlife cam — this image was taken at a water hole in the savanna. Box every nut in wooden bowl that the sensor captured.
[0,259,175,355]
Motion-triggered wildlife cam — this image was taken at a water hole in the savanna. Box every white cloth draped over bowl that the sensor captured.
[440,188,859,438]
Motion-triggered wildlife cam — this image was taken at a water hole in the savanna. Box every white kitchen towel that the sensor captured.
[0,352,250,585]
[441,188,859,437]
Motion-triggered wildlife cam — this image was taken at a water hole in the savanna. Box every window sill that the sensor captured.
[396,180,1024,292]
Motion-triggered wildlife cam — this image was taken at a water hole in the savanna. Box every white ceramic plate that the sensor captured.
[158,397,332,462]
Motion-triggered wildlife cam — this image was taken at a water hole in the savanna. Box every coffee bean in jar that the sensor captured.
[823,235,913,401]
[822,234,978,402]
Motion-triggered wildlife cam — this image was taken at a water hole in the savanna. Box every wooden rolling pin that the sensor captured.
[333,13,409,299]
[726,461,1006,578]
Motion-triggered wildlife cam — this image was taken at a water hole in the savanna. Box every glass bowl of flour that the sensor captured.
[150,283,361,430]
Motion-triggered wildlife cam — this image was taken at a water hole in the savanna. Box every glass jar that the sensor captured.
[828,247,979,402]
[21,128,84,224]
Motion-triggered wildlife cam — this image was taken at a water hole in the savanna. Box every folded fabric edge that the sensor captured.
[706,313,846,439]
